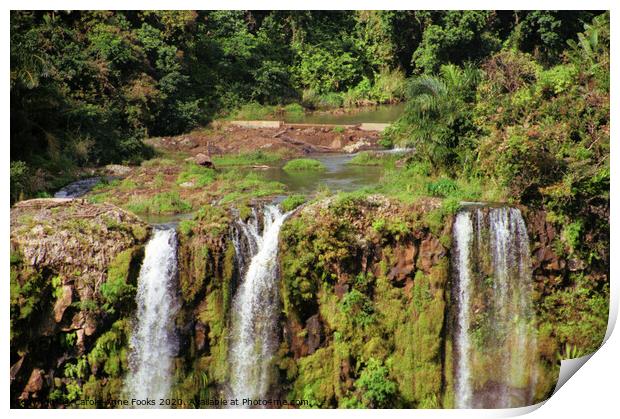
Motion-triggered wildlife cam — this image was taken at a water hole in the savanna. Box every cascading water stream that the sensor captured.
[452,207,537,408]
[228,205,289,406]
[125,226,180,405]
[453,211,474,408]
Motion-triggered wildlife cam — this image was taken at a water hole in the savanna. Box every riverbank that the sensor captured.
[146,122,385,159]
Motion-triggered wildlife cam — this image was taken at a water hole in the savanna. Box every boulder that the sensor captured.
[10,356,25,382]
[20,368,44,400]
[305,314,323,355]
[342,139,372,153]
[418,235,446,274]
[53,285,73,323]
[568,258,586,271]
[180,181,195,188]
[329,137,344,149]
[104,164,131,177]
[178,136,196,148]
[195,153,214,168]
[195,322,207,353]
[388,242,417,285]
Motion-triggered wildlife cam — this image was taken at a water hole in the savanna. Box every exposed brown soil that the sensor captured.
[145,124,383,158]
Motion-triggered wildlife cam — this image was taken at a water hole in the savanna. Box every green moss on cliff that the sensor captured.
[291,347,338,408]
[100,248,142,314]
[279,196,450,408]
[172,206,237,401]
[280,194,307,212]
[46,319,132,405]
[10,200,150,406]
[87,319,131,379]
[539,273,609,356]
[10,263,42,321]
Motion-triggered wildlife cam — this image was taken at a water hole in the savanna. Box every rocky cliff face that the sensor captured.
[10,199,150,407]
[9,197,608,408]
[273,198,608,408]
[523,207,609,397]
[276,195,453,408]
[167,205,239,403]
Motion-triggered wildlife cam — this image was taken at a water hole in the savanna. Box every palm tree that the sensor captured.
[403,64,479,171]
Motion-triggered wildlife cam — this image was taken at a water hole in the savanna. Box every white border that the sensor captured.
[2,2,617,418]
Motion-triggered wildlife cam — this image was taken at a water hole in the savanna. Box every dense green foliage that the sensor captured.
[280,194,307,212]
[279,196,451,407]
[10,10,601,201]
[388,12,609,264]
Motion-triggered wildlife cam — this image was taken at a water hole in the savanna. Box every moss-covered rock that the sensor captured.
[523,207,609,402]
[278,195,451,408]
[172,204,237,403]
[10,199,150,407]
[9,196,608,409]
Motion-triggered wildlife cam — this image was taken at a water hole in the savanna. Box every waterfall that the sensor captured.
[230,207,261,277]
[125,227,180,405]
[452,207,537,408]
[453,211,474,408]
[228,205,289,405]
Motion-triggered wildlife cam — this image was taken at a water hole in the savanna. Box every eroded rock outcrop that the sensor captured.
[10,199,150,407]
[170,205,237,401]
[9,196,608,409]
[277,195,452,408]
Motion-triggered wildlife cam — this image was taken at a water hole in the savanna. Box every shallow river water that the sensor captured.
[281,103,405,125]
[261,152,386,195]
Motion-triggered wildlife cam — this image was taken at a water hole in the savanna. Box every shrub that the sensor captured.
[348,152,380,166]
[178,220,196,236]
[280,194,307,212]
[340,289,375,327]
[536,64,578,96]
[212,151,283,166]
[378,135,393,149]
[177,163,216,187]
[356,358,397,408]
[295,44,362,94]
[10,160,30,202]
[371,217,409,240]
[126,191,191,214]
[425,178,458,197]
[228,102,276,120]
[371,69,406,101]
[282,103,305,116]
[301,89,321,109]
[348,151,400,168]
[100,249,137,313]
[318,92,344,109]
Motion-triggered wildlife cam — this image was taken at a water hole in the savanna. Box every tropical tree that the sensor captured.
[400,64,480,173]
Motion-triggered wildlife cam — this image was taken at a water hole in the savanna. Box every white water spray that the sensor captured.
[125,227,180,405]
[453,211,474,408]
[228,205,289,405]
[452,207,537,408]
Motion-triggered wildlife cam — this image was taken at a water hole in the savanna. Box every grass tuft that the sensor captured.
[283,158,326,172]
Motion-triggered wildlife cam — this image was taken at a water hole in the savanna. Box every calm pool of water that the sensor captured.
[260,153,385,195]
[282,103,405,125]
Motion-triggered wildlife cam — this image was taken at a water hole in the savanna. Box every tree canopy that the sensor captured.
[10,10,605,201]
